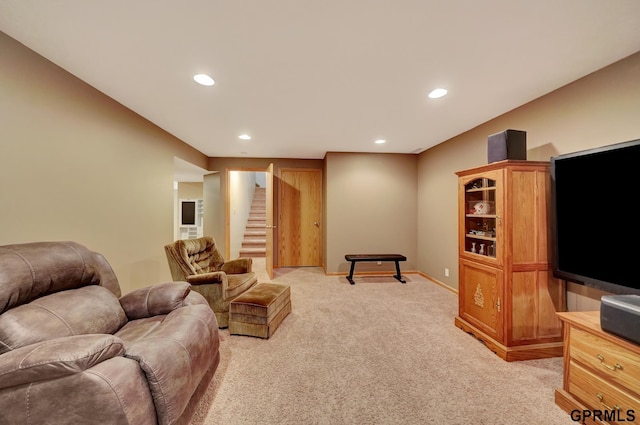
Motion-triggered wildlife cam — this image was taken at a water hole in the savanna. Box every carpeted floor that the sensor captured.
[190,262,575,425]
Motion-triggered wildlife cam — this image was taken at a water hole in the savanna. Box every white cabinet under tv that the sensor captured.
[178,199,203,240]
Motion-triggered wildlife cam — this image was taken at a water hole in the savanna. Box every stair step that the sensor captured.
[245,230,266,237]
[237,188,268,258]
[242,240,266,248]
[239,247,266,257]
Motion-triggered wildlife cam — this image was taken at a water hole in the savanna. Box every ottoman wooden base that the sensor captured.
[229,283,291,338]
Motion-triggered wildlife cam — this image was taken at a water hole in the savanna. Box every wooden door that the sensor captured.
[265,163,274,278]
[278,168,322,267]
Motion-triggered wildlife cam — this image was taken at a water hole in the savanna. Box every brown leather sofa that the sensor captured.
[0,241,220,425]
[164,236,258,328]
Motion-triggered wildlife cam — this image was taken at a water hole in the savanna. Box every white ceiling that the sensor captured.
[2,1,640,160]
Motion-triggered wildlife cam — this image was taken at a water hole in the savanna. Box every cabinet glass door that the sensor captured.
[463,178,497,258]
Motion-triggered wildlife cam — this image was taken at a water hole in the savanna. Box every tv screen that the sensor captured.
[551,138,640,295]
[181,201,196,225]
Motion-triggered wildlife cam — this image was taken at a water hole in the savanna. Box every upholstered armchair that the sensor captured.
[164,236,258,328]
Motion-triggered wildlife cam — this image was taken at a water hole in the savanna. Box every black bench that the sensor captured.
[344,254,407,285]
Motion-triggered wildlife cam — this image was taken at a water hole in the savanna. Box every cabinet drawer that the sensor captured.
[571,327,640,395]
[569,361,640,424]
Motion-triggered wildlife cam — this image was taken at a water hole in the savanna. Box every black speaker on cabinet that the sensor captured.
[487,129,527,163]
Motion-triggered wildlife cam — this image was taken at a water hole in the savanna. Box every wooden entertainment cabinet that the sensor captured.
[454,160,566,361]
[556,311,640,424]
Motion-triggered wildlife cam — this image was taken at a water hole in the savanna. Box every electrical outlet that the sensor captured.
[444,268,449,277]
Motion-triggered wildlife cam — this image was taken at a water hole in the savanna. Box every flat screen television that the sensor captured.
[551,138,640,296]
[180,200,196,226]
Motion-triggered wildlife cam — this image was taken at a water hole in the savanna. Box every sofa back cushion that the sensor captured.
[0,241,121,315]
[0,285,127,354]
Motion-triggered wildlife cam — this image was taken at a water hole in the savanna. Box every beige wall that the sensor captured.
[178,182,204,199]
[4,27,639,309]
[0,32,209,294]
[417,50,640,309]
[325,152,418,274]
[207,154,418,275]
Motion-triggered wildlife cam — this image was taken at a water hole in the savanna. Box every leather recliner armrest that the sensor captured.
[119,282,192,320]
[0,334,125,390]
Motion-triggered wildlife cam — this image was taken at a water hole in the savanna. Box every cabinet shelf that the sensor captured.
[466,187,496,193]
[465,214,496,219]
[465,234,496,242]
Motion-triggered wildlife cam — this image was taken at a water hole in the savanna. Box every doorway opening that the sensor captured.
[228,171,267,259]
[226,166,274,280]
[172,157,209,241]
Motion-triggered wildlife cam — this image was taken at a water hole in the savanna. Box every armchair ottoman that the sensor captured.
[229,283,292,339]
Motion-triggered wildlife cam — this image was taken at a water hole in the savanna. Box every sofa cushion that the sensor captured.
[115,304,219,425]
[0,241,121,315]
[0,285,127,354]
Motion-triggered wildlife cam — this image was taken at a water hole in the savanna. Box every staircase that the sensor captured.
[239,187,266,257]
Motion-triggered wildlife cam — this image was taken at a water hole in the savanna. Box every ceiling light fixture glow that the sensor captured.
[193,74,215,86]
[374,139,386,144]
[238,134,251,140]
[428,88,447,99]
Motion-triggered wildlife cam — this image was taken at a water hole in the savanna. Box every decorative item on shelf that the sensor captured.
[469,201,493,215]
[471,242,476,253]
[479,244,485,255]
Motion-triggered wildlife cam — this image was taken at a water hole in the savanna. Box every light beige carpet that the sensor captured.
[190,263,575,425]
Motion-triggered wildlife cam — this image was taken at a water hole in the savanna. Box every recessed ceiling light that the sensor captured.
[238,134,251,140]
[428,88,447,99]
[374,139,386,144]
[193,74,215,86]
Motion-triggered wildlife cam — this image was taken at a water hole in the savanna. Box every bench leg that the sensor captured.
[347,261,356,285]
[394,261,406,284]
